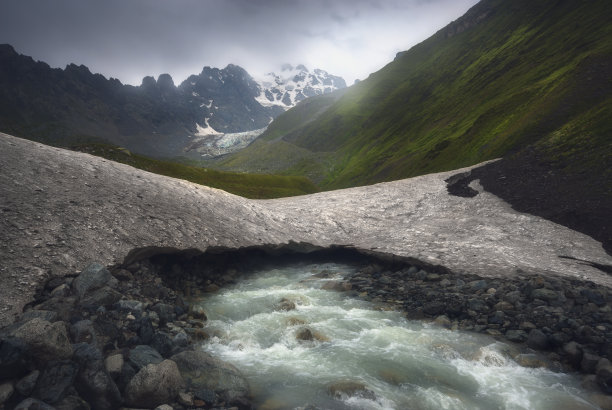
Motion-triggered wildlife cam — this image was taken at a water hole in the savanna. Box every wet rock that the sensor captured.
[321,281,352,292]
[514,353,547,368]
[125,359,183,408]
[33,360,78,404]
[190,306,207,321]
[171,350,250,405]
[128,345,163,371]
[16,370,40,397]
[433,315,451,328]
[488,311,505,325]
[467,298,488,313]
[274,298,296,311]
[526,329,549,350]
[295,327,329,342]
[11,318,73,362]
[327,381,376,400]
[15,398,56,410]
[503,290,522,304]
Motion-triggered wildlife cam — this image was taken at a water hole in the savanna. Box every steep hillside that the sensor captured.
[214,0,611,187]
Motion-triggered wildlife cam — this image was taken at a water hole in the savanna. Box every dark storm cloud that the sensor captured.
[0,0,478,85]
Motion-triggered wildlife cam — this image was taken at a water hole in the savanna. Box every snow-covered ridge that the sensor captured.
[255,64,346,109]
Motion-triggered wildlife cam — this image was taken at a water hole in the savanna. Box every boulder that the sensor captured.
[171,350,249,405]
[125,359,183,408]
[128,345,163,371]
[0,337,29,378]
[526,329,549,350]
[104,354,124,376]
[54,395,91,410]
[72,262,112,299]
[327,381,376,400]
[70,320,97,345]
[15,370,40,397]
[33,360,78,404]
[274,298,296,311]
[14,398,56,410]
[72,343,121,410]
[79,286,122,308]
[0,382,14,405]
[504,329,528,343]
[11,318,73,362]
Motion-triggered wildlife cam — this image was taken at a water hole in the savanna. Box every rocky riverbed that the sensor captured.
[1,246,610,409]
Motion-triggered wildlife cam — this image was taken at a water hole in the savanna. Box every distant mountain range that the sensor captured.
[0,44,345,157]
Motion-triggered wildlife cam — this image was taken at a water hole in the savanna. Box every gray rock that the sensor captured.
[581,352,600,374]
[15,370,40,397]
[562,341,583,367]
[0,337,29,379]
[73,262,112,299]
[104,354,124,376]
[115,299,144,313]
[526,329,549,350]
[171,350,250,405]
[531,288,558,302]
[79,286,122,308]
[70,320,97,345]
[125,359,183,408]
[129,345,163,371]
[504,290,522,304]
[55,395,91,410]
[15,398,56,410]
[11,318,73,362]
[505,329,528,343]
[488,311,505,325]
[33,360,78,404]
[151,331,174,358]
[433,315,451,328]
[20,310,59,323]
[151,303,175,326]
[423,301,446,316]
[467,298,488,312]
[596,362,612,394]
[0,382,14,405]
[72,343,121,410]
[469,280,488,291]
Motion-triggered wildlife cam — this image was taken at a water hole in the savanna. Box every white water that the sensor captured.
[194,263,599,409]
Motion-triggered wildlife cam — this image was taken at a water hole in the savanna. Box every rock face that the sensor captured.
[0,132,611,328]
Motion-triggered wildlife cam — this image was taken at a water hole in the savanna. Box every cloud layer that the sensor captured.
[0,0,478,85]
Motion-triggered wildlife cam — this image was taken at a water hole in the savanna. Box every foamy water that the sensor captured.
[194,263,598,409]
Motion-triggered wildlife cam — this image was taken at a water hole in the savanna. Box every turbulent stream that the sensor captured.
[194,263,598,409]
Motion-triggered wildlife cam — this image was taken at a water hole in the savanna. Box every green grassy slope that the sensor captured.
[214,0,612,189]
[71,143,319,199]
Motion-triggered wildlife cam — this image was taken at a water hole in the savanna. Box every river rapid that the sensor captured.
[194,262,599,409]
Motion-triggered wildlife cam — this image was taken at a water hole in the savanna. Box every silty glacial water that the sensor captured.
[194,263,599,409]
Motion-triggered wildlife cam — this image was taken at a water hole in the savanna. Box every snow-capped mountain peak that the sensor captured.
[255,64,346,109]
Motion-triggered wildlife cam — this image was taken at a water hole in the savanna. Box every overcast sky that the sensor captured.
[0,0,478,86]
